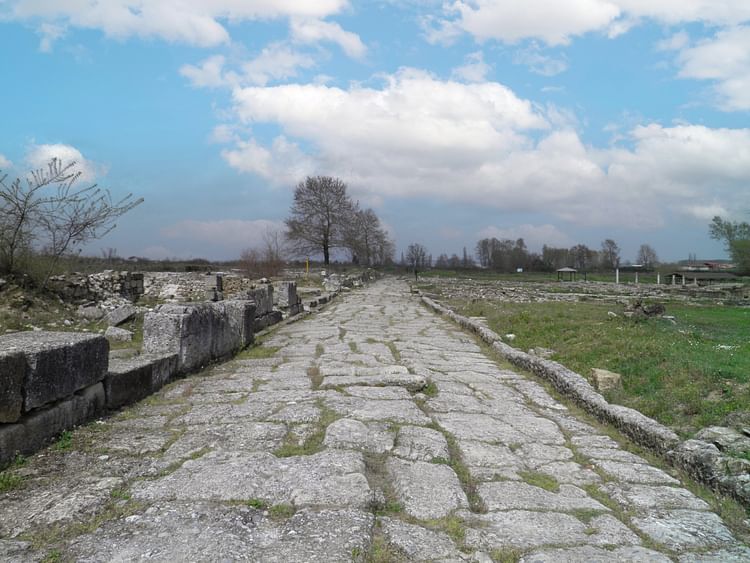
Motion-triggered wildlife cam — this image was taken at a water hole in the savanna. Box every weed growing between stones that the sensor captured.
[0,471,23,493]
[273,402,339,457]
[268,502,295,520]
[307,366,323,389]
[422,381,438,398]
[489,547,523,563]
[363,452,403,516]
[339,326,348,340]
[236,345,280,360]
[443,433,486,513]
[423,515,467,545]
[251,378,268,392]
[109,487,131,501]
[366,533,405,563]
[385,341,401,362]
[518,470,560,493]
[54,430,74,451]
[246,498,267,510]
[315,343,325,358]
[349,341,359,353]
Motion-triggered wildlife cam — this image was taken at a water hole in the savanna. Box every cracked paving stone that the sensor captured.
[461,509,638,551]
[387,457,469,519]
[0,540,40,563]
[319,372,427,392]
[392,425,450,462]
[593,460,680,485]
[630,509,737,550]
[600,483,711,511]
[131,450,372,508]
[344,385,412,400]
[67,503,374,563]
[159,422,288,462]
[678,546,750,562]
[434,412,564,445]
[325,395,431,425]
[378,517,466,561]
[323,418,395,453]
[478,482,609,512]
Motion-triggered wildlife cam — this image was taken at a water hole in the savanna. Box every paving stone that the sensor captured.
[132,450,372,508]
[435,413,562,445]
[68,504,374,562]
[535,461,602,486]
[320,373,427,392]
[631,510,737,550]
[678,547,750,562]
[0,540,40,563]
[323,418,395,454]
[325,396,431,425]
[393,425,450,461]
[160,422,288,461]
[345,386,412,400]
[378,517,465,561]
[387,458,469,519]
[601,483,711,510]
[478,482,609,512]
[594,460,680,485]
[521,545,672,562]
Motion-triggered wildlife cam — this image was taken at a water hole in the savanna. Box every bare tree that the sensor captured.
[285,176,355,265]
[636,244,658,269]
[241,227,287,279]
[0,158,142,284]
[600,239,621,270]
[406,243,428,276]
[344,207,393,266]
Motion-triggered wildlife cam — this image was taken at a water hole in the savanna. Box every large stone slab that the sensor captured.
[392,425,450,462]
[68,504,373,563]
[104,354,178,409]
[521,545,672,562]
[132,450,372,508]
[0,331,108,411]
[143,301,255,372]
[631,510,737,550]
[0,350,25,423]
[378,517,464,560]
[323,418,394,454]
[387,458,468,519]
[478,482,609,512]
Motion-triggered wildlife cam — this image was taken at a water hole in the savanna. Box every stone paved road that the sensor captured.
[1,280,749,562]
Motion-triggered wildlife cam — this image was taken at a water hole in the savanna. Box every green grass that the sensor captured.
[268,502,295,519]
[273,402,339,457]
[449,298,750,435]
[518,470,560,492]
[422,380,439,397]
[236,344,280,359]
[0,471,24,493]
[54,430,74,451]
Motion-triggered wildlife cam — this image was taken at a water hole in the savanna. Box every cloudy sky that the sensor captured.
[1,1,749,262]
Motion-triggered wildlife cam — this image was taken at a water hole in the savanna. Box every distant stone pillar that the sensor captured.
[615,269,620,284]
[672,274,676,285]
[635,272,639,284]
[216,274,224,293]
[693,277,698,286]
[657,273,661,285]
[682,276,686,286]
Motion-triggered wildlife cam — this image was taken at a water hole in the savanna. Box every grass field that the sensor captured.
[443,296,750,437]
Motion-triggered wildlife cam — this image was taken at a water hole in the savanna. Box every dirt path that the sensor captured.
[1,279,747,561]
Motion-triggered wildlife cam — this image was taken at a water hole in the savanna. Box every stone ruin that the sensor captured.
[0,271,379,466]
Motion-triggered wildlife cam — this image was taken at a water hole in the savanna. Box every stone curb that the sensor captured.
[419,293,750,508]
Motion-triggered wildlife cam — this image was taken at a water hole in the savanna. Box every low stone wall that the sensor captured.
[143,300,256,373]
[47,271,144,303]
[105,354,179,409]
[421,294,750,508]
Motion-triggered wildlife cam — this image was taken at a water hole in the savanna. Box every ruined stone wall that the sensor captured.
[47,271,144,303]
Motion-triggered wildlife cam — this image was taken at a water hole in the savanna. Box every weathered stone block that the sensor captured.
[106,304,137,326]
[104,354,178,409]
[105,326,133,342]
[253,311,282,332]
[143,301,255,372]
[247,285,274,316]
[276,281,298,308]
[0,331,109,412]
[0,382,105,465]
[0,351,25,423]
[591,368,622,392]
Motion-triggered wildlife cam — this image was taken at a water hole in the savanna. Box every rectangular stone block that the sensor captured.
[144,301,255,373]
[0,332,109,412]
[276,281,299,308]
[253,311,283,333]
[0,351,25,423]
[247,285,274,316]
[104,354,178,409]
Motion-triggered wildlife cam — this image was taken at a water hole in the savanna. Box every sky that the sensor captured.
[1,1,749,263]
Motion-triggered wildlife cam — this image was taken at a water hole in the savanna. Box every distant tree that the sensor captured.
[0,158,142,284]
[541,245,570,271]
[636,244,659,269]
[710,215,750,274]
[344,207,392,266]
[435,253,449,268]
[406,243,428,271]
[569,244,597,271]
[285,176,355,265]
[241,227,287,279]
[461,246,474,268]
[600,239,621,270]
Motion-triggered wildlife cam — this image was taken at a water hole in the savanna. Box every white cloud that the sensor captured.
[241,43,317,86]
[161,218,284,246]
[434,0,750,46]
[477,224,573,250]
[290,18,366,59]
[37,22,66,52]
[451,51,491,82]
[220,69,750,228]
[0,154,12,169]
[513,44,568,76]
[25,143,103,182]
[5,0,349,47]
[180,55,228,89]
[675,26,750,111]
[181,44,317,89]
[221,136,316,185]
[656,30,690,52]
[439,226,464,239]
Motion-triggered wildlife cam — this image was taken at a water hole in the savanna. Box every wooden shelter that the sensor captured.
[557,267,578,281]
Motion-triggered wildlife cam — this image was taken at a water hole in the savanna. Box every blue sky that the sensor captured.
[1,1,749,263]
